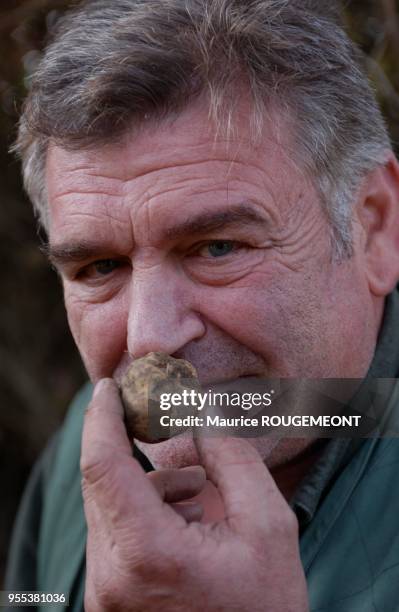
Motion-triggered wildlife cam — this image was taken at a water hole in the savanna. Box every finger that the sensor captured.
[84,378,132,458]
[194,434,287,533]
[81,378,173,528]
[170,501,204,523]
[147,466,206,503]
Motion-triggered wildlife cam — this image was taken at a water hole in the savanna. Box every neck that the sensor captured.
[270,438,329,501]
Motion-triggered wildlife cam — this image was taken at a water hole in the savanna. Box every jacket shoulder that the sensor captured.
[303,438,399,611]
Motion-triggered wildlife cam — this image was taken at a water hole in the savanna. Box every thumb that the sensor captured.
[81,378,167,525]
[194,434,286,533]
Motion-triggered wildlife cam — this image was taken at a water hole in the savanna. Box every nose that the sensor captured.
[126,263,205,359]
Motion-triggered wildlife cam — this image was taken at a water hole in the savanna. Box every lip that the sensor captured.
[114,358,263,389]
[198,373,261,387]
[200,366,261,383]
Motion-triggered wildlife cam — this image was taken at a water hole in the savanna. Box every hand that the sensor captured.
[81,378,309,612]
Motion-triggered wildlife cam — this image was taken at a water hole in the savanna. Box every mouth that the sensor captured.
[114,361,262,388]
[199,373,261,387]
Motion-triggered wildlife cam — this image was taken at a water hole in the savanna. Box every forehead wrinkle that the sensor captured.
[53,203,127,231]
[120,157,255,193]
[65,165,127,182]
[48,163,125,211]
[124,160,279,243]
[52,190,122,205]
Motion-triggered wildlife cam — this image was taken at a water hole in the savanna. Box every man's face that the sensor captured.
[46,104,377,468]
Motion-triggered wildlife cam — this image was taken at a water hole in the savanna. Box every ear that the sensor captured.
[356,153,399,297]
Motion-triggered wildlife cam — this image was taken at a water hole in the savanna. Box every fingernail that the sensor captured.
[181,465,206,476]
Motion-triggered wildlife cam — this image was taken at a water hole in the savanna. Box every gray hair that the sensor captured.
[15,0,391,258]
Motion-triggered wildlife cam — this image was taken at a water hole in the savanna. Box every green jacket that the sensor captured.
[5,381,399,612]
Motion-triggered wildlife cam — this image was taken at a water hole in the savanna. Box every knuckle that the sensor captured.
[282,506,299,537]
[132,547,165,578]
[81,446,116,486]
[272,506,298,538]
[89,579,125,612]
[133,545,185,587]
[96,584,123,612]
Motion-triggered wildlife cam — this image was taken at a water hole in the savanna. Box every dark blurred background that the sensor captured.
[0,0,398,586]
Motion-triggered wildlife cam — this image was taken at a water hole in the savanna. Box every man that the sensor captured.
[5,0,399,610]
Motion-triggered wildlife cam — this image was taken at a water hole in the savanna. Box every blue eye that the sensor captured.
[93,259,120,275]
[207,241,235,257]
[75,258,128,284]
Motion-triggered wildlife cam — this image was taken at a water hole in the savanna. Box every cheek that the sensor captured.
[196,267,328,374]
[65,290,128,381]
[198,272,305,349]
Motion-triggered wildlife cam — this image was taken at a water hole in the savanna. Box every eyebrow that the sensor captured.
[46,203,267,269]
[44,241,110,269]
[164,204,266,240]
